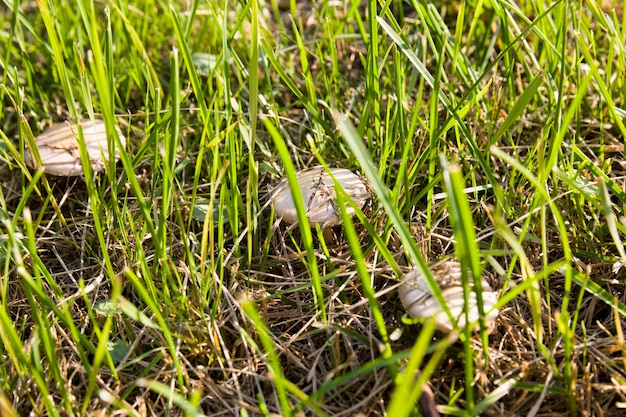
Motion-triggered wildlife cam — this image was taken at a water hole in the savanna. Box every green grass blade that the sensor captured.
[261,116,326,323]
[239,298,293,417]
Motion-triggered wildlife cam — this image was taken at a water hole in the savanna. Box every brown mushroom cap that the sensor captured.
[399,259,499,333]
[24,119,126,176]
[271,166,371,227]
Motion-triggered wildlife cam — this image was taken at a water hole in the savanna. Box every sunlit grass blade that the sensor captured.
[570,269,626,317]
[0,221,59,416]
[387,322,453,417]
[574,32,626,137]
[259,38,333,135]
[335,183,392,356]
[122,267,184,395]
[335,112,464,336]
[239,298,293,417]
[335,113,424,272]
[565,144,626,206]
[474,378,519,414]
[137,379,203,417]
[491,75,543,144]
[491,145,574,332]
[261,116,326,323]
[246,0,260,264]
[309,337,450,403]
[440,157,485,413]
[376,15,506,215]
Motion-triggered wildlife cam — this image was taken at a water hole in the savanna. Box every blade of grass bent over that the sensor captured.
[440,157,491,414]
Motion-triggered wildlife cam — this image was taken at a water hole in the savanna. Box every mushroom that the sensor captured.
[271,166,371,227]
[24,119,126,176]
[399,259,499,333]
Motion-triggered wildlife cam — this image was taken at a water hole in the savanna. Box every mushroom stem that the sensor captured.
[418,383,440,417]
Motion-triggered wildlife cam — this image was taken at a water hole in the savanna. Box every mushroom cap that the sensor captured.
[24,119,126,176]
[399,259,499,333]
[271,166,371,227]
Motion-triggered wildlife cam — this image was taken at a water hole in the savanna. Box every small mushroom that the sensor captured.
[24,119,126,176]
[271,166,371,227]
[399,259,499,333]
